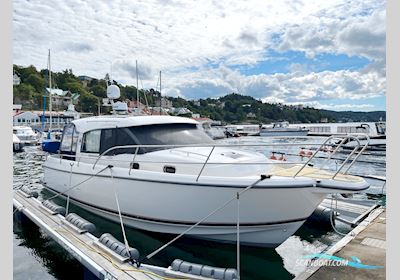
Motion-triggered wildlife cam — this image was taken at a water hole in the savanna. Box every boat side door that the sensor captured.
[60,123,78,160]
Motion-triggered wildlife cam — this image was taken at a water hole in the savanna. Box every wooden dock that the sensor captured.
[14,189,231,280]
[295,207,386,280]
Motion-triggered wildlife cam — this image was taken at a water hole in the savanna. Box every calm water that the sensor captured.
[13,137,386,280]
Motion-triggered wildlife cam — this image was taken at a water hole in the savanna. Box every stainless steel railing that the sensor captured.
[83,134,369,180]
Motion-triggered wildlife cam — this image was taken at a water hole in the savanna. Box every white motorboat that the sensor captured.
[260,121,309,137]
[42,113,370,247]
[13,126,39,145]
[13,133,23,152]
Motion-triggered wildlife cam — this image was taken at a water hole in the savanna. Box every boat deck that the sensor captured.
[268,165,364,182]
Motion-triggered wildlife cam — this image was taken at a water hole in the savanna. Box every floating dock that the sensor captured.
[295,207,385,280]
[13,185,385,280]
[13,189,239,280]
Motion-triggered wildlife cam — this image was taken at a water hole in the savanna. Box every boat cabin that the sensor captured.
[59,115,213,159]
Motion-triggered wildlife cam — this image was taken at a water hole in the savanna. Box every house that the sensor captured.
[13,73,21,85]
[127,100,145,109]
[172,107,192,116]
[78,75,94,87]
[46,88,80,110]
[13,111,40,126]
[155,97,173,108]
[246,112,256,118]
[13,104,22,115]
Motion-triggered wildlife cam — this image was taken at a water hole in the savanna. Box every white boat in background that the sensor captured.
[13,126,39,145]
[201,123,226,140]
[299,121,386,139]
[260,122,309,137]
[13,133,23,152]
[224,124,260,137]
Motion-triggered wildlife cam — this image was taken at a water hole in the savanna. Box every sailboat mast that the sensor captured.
[136,60,139,114]
[48,49,52,131]
[159,71,162,115]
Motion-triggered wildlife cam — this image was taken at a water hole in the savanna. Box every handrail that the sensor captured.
[53,134,370,181]
[293,135,339,177]
[91,142,332,169]
[335,134,370,177]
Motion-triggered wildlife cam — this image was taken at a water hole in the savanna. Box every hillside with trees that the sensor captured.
[13,64,386,124]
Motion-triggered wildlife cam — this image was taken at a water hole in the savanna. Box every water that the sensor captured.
[13,137,386,280]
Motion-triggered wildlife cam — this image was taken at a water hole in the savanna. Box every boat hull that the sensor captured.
[260,130,309,137]
[43,157,326,247]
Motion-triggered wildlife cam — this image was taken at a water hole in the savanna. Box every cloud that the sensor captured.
[13,0,385,111]
[275,4,385,64]
[64,42,94,53]
[163,65,385,106]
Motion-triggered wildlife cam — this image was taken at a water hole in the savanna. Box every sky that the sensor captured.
[13,0,386,111]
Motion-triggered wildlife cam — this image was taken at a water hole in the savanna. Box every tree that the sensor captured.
[25,73,46,93]
[90,84,107,98]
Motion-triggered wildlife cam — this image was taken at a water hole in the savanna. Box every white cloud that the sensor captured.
[13,0,385,110]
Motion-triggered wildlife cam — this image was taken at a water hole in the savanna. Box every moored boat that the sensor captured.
[260,121,309,137]
[13,126,39,146]
[13,133,23,152]
[42,113,370,247]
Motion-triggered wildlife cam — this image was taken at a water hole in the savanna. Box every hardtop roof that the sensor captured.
[72,115,199,132]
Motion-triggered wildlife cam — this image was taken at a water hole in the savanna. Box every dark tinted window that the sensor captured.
[131,123,213,153]
[98,123,213,155]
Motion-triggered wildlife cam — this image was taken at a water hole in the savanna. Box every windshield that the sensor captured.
[99,123,214,155]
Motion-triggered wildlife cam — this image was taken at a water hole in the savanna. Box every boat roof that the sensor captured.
[13,126,35,130]
[72,115,199,132]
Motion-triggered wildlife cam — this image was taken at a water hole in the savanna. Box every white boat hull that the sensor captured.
[43,157,327,247]
[260,130,309,137]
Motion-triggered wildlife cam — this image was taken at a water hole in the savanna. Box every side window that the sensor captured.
[60,124,74,153]
[71,131,79,153]
[81,130,101,153]
[100,129,115,154]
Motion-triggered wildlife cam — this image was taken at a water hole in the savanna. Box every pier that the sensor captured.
[14,189,239,280]
[295,207,385,280]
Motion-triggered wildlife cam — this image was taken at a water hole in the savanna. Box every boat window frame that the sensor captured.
[60,123,75,153]
[81,129,102,154]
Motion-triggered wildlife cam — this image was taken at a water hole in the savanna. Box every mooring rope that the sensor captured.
[143,176,267,262]
[110,167,137,266]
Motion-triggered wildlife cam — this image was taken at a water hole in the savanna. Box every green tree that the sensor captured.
[25,73,46,93]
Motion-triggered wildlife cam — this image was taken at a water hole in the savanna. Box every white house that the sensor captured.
[13,73,21,85]
[13,111,40,126]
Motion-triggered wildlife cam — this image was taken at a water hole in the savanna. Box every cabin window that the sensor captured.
[100,128,139,155]
[81,130,101,153]
[94,123,212,155]
[126,123,213,153]
[60,124,75,155]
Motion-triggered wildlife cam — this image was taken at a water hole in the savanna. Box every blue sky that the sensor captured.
[13,0,386,111]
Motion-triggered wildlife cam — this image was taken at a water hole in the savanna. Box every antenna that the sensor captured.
[48,49,52,132]
[159,70,162,115]
[136,60,140,114]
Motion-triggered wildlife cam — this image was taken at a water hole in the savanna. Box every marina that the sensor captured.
[11,0,389,278]
[13,130,386,279]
